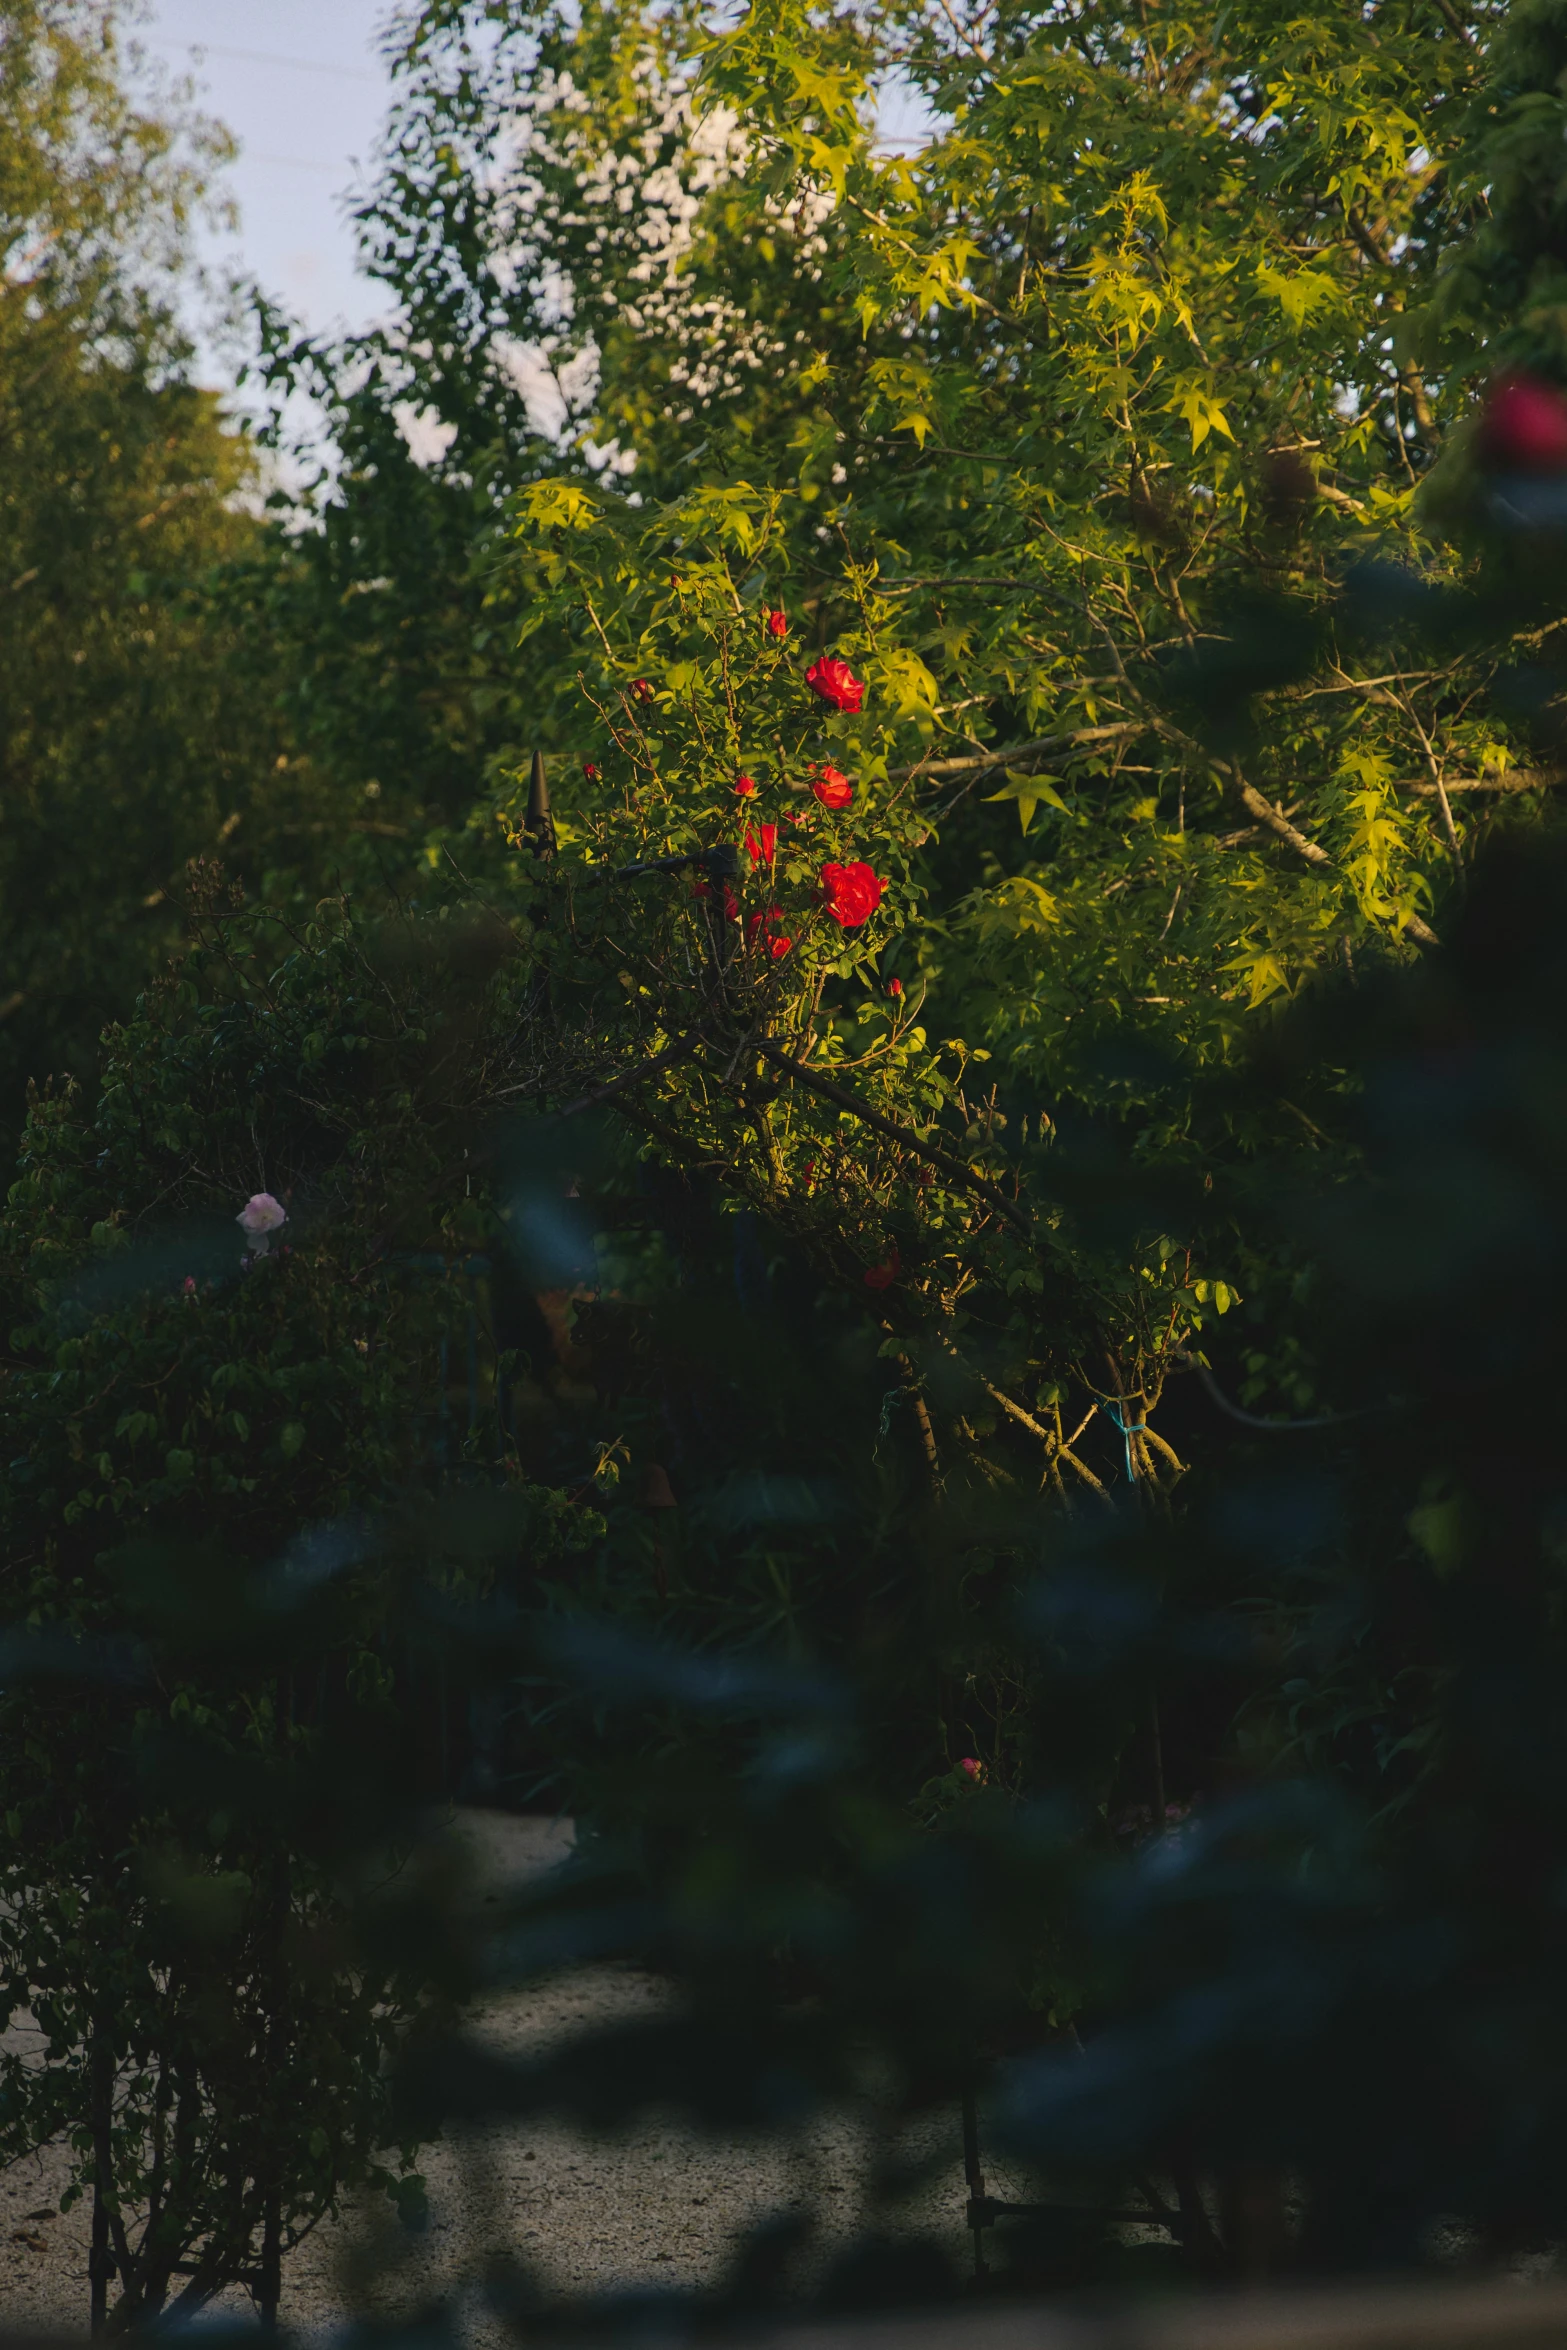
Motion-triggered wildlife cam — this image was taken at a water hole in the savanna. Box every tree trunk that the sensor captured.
[89,2022,113,2339]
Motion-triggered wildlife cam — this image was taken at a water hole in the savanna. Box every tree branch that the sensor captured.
[1234,776,1441,946]
[889,721,1145,781]
[937,1331,1057,1443]
[1401,771,1559,795]
[1175,1350,1383,1431]
[1237,779,1332,867]
[354,1037,705,1280]
[1430,0,1477,44]
[751,1038,1031,1234]
[491,1031,703,1115]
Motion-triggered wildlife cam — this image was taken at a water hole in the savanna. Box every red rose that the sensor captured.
[863,1247,900,1290]
[765,608,789,639]
[810,763,854,811]
[1480,374,1567,474]
[820,860,885,927]
[747,903,793,959]
[805,654,865,713]
[746,824,778,865]
[887,977,903,997]
[582,761,601,781]
[734,773,757,798]
[631,678,655,702]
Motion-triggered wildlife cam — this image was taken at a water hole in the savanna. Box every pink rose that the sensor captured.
[237,1192,287,1256]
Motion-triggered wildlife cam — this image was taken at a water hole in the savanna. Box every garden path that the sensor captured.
[0,1815,1029,2333]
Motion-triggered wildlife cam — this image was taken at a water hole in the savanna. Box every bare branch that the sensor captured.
[1400,771,1560,795]
[890,721,1145,781]
[751,1038,1031,1234]
[1234,773,1441,947]
[1237,779,1333,867]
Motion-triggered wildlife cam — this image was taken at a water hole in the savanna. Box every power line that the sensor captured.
[147,36,380,85]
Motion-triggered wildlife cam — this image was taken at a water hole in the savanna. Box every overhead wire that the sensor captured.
[145,39,378,83]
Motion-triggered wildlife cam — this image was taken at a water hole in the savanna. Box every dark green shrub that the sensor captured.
[0,890,576,2325]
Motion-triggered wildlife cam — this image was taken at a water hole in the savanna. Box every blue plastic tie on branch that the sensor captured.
[1099,1399,1147,1483]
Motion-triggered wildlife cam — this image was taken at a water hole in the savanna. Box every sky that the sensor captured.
[136,1,936,407]
[141,0,399,372]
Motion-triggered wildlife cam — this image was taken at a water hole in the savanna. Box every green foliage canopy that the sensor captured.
[0,1,378,1144]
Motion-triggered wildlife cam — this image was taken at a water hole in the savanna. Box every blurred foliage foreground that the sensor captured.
[12,680,1567,2328]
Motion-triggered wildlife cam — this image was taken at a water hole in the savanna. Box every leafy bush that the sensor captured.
[0,890,579,2323]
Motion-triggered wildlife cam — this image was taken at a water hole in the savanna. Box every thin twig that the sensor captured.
[1175,1351,1386,1432]
[937,1332,1056,1443]
[1398,691,1461,856]
[550,1033,704,1119]
[751,1038,1031,1234]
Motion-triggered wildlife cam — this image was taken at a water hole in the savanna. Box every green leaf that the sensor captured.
[1167,381,1236,451]
[983,773,1070,833]
[1255,259,1342,330]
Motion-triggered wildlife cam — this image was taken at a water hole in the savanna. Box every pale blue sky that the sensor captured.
[143,0,397,365]
[139,2,936,396]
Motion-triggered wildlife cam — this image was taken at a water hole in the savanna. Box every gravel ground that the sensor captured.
[0,1815,1035,2336]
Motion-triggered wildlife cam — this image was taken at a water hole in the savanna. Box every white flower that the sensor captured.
[237,1192,287,1255]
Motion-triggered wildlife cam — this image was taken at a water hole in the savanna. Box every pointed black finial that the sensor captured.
[527,748,556,859]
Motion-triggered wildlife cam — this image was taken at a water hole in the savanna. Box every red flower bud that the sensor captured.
[958,1756,985,1781]
[887,977,903,997]
[582,761,601,781]
[746,824,778,865]
[805,654,865,713]
[820,860,885,928]
[1480,374,1567,474]
[631,678,655,702]
[747,903,792,959]
[765,608,789,638]
[734,773,757,797]
[863,1247,901,1290]
[810,763,854,811]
